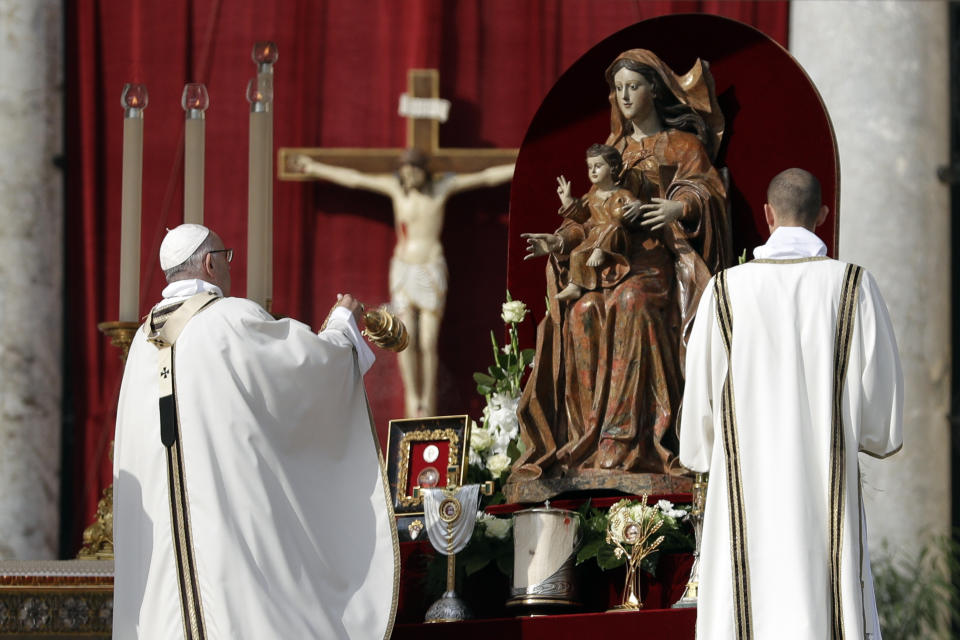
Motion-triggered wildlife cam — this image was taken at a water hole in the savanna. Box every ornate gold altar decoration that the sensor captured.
[606,495,665,611]
[396,428,460,508]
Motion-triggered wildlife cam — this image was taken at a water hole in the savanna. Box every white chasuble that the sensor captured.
[680,257,902,640]
[113,297,399,639]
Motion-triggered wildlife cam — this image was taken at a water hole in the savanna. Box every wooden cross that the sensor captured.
[278,69,518,179]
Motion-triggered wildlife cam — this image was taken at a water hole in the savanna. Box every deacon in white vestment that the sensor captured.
[113,224,399,639]
[680,169,902,640]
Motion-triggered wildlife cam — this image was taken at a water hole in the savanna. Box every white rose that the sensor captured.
[608,508,629,544]
[470,426,494,452]
[501,300,528,324]
[484,517,512,540]
[486,453,512,479]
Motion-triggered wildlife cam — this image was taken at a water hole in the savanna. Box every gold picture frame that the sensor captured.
[385,415,471,516]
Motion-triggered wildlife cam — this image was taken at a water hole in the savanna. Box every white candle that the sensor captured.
[247,42,277,308]
[246,81,269,307]
[119,83,148,322]
[182,83,209,225]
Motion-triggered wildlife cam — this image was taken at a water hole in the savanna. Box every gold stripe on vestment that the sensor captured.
[165,345,208,640]
[714,270,753,640]
[829,264,863,640]
[358,350,402,640]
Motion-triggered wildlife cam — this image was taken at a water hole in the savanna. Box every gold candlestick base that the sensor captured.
[77,485,114,560]
[78,320,138,560]
[97,321,140,363]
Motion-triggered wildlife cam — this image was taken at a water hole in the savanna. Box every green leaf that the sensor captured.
[490,330,502,362]
[476,384,492,396]
[464,554,491,576]
[596,544,626,570]
[495,553,513,577]
[521,348,535,364]
[641,551,661,576]
[473,372,496,386]
[576,538,604,565]
[488,365,504,378]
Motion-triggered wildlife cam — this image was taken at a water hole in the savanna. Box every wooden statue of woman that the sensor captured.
[512,49,731,489]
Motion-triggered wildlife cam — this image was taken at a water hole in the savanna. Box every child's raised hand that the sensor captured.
[556,175,573,208]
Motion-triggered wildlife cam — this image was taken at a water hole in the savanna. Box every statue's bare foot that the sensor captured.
[509,464,543,481]
[586,248,605,267]
[556,282,583,301]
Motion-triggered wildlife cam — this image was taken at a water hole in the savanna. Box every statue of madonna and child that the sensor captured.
[507,49,733,500]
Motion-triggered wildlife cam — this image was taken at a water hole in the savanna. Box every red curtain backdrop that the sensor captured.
[62,0,787,553]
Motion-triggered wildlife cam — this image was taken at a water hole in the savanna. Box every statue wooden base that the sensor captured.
[503,472,692,504]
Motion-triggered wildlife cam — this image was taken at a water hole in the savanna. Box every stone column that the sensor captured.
[0,0,64,558]
[790,2,950,553]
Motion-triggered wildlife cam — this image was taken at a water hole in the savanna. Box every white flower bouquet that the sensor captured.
[470,292,534,484]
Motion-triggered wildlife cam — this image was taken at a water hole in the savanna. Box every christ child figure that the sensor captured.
[555,143,639,301]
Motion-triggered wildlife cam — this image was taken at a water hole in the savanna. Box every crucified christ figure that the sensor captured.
[292,149,514,417]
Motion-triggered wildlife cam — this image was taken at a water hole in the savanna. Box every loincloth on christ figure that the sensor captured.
[389,254,448,315]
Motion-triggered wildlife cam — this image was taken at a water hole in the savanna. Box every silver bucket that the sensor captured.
[506,506,581,611]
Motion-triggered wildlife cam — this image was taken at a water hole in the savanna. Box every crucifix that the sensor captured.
[279,69,517,419]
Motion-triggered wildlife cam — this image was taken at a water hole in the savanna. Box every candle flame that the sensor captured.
[121,83,149,111]
[252,41,279,65]
[182,82,210,112]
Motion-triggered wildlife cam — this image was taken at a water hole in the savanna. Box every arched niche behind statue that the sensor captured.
[506,14,838,333]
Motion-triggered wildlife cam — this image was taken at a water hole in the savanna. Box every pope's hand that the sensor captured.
[336,293,364,327]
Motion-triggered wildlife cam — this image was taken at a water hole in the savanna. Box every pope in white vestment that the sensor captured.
[680,221,903,639]
[113,225,399,639]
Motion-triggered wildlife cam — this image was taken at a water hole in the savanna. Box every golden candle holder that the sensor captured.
[96,320,140,363]
[78,320,139,560]
[76,485,114,560]
[606,494,665,611]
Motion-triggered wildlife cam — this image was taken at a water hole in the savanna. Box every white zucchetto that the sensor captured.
[159,224,210,270]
